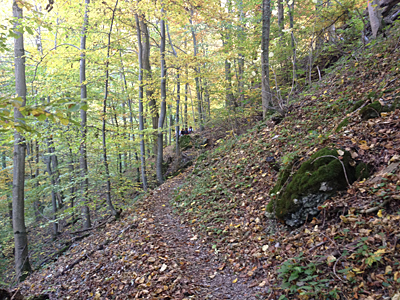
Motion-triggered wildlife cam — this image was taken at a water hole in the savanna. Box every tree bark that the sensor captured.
[12,0,32,282]
[286,0,297,84]
[135,12,148,191]
[175,72,180,156]
[190,11,204,131]
[80,0,91,229]
[102,0,119,217]
[157,6,167,184]
[261,0,272,118]
[140,18,158,156]
[369,0,382,38]
[45,138,59,236]
[237,0,245,107]
[223,0,236,109]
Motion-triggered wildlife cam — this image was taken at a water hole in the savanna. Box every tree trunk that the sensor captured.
[12,0,32,282]
[140,18,158,156]
[157,7,167,185]
[135,12,148,191]
[287,0,297,84]
[223,1,236,109]
[185,68,189,129]
[168,104,172,146]
[79,0,91,229]
[190,11,204,131]
[34,141,42,221]
[102,0,119,217]
[237,0,245,107]
[68,147,76,215]
[175,72,180,156]
[46,139,59,236]
[369,0,382,38]
[261,0,272,118]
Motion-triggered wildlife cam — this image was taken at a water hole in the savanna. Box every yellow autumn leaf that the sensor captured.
[385,265,392,274]
[327,255,337,264]
[377,209,383,218]
[394,271,399,281]
[232,278,238,283]
[359,143,370,150]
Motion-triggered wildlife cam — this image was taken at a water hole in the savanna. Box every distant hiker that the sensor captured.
[184,128,189,134]
[180,129,185,136]
[188,126,193,133]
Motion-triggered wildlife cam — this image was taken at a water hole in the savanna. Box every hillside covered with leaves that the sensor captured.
[0,21,397,300]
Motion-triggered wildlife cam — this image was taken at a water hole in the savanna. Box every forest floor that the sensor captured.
[18,169,266,299]
[4,20,400,300]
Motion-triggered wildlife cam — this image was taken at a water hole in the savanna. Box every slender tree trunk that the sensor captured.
[223,0,236,109]
[79,0,91,229]
[121,101,127,173]
[34,141,41,221]
[287,0,297,84]
[278,0,284,35]
[135,12,148,191]
[45,123,63,210]
[12,0,32,282]
[261,0,272,118]
[46,139,59,236]
[140,18,158,156]
[190,11,204,131]
[175,72,180,156]
[204,78,211,117]
[102,0,119,217]
[168,104,172,145]
[68,147,76,214]
[156,7,167,184]
[185,69,188,128]
[237,0,245,107]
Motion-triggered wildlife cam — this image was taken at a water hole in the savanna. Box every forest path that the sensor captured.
[21,168,263,299]
[133,169,260,299]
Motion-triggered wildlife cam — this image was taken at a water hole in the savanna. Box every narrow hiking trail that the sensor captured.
[21,169,265,299]
[133,170,263,299]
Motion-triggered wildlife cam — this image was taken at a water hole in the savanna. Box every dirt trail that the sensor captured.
[21,170,264,299]
[134,172,262,299]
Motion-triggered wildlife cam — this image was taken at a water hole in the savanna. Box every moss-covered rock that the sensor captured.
[335,117,349,132]
[359,100,399,120]
[355,162,371,180]
[350,99,365,112]
[267,157,298,213]
[270,148,357,227]
[360,101,382,120]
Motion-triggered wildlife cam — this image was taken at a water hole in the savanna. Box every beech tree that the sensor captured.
[79,0,91,229]
[135,11,148,191]
[12,0,32,281]
[261,0,272,117]
[156,6,167,184]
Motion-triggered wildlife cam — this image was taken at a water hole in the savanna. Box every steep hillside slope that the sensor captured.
[171,31,400,298]
[8,23,400,300]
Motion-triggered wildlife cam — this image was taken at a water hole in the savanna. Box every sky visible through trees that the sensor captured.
[0,0,372,282]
